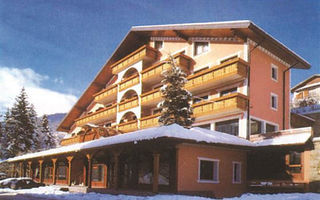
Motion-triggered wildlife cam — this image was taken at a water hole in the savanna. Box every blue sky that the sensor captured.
[0,0,319,115]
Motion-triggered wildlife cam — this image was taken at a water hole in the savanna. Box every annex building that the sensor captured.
[6,21,319,198]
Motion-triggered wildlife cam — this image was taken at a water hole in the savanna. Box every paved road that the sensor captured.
[0,192,56,200]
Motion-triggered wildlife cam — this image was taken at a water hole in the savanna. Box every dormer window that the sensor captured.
[154,41,163,50]
[194,42,209,56]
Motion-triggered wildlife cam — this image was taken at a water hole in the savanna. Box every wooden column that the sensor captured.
[28,161,32,178]
[152,153,160,193]
[39,160,44,183]
[86,154,92,188]
[19,162,23,177]
[52,159,57,185]
[67,156,74,186]
[12,163,16,177]
[113,152,120,189]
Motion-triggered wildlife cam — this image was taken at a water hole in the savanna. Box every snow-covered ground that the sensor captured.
[0,186,319,200]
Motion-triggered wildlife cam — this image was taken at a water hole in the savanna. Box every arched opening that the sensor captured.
[122,68,139,80]
[120,111,137,124]
[120,90,138,102]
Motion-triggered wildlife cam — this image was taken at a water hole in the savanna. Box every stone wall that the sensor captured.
[309,138,320,192]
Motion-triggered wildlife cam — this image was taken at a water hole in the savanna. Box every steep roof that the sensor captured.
[291,74,320,92]
[57,20,311,132]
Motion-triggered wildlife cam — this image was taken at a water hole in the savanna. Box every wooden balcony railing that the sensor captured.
[141,53,193,85]
[140,88,162,107]
[119,74,139,91]
[118,120,138,133]
[192,93,247,118]
[118,97,139,112]
[185,58,248,93]
[111,45,159,74]
[94,84,118,104]
[140,114,160,129]
[75,104,117,127]
[60,135,82,146]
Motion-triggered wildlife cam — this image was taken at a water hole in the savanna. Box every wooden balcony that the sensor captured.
[119,74,139,91]
[141,53,193,85]
[60,135,81,146]
[140,88,162,107]
[185,58,248,94]
[193,93,247,119]
[118,97,139,112]
[94,84,117,104]
[75,104,117,127]
[111,45,159,74]
[118,120,138,133]
[140,114,160,129]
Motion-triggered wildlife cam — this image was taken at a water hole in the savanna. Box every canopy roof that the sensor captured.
[6,124,312,163]
[57,20,311,132]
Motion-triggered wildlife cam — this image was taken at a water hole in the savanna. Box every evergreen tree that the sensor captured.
[158,56,194,128]
[4,88,39,157]
[40,114,55,149]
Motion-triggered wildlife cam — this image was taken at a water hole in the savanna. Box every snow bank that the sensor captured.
[0,186,319,200]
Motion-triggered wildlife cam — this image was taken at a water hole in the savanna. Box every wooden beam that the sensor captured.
[12,163,16,177]
[86,154,93,188]
[52,159,57,185]
[39,160,44,183]
[67,156,74,186]
[173,30,188,41]
[152,153,160,193]
[231,29,247,42]
[19,162,23,177]
[28,161,32,178]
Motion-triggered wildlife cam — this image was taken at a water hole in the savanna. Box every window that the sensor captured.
[271,93,278,110]
[271,64,278,81]
[250,119,262,135]
[215,119,239,136]
[57,164,67,180]
[232,162,241,184]
[266,123,277,133]
[288,151,302,173]
[196,124,211,130]
[193,95,208,104]
[194,42,209,56]
[198,158,219,183]
[154,41,163,50]
[92,164,105,182]
[221,87,237,97]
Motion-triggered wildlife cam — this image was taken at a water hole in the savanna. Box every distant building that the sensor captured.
[6,21,319,197]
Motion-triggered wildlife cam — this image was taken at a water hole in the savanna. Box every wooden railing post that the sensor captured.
[52,159,57,185]
[39,160,44,183]
[19,162,23,177]
[153,153,160,193]
[28,161,32,178]
[67,156,74,186]
[86,154,92,188]
[12,163,16,177]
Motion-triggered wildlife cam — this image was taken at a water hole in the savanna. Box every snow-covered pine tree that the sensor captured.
[5,88,39,157]
[158,56,194,128]
[40,114,55,149]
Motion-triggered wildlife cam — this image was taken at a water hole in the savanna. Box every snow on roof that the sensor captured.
[6,124,312,162]
[253,131,311,146]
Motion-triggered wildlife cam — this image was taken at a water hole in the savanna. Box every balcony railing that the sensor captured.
[118,120,138,133]
[291,104,320,115]
[118,97,139,112]
[141,53,193,85]
[140,114,160,129]
[185,58,248,94]
[94,84,118,104]
[192,93,247,119]
[140,88,162,107]
[111,45,159,74]
[119,74,139,91]
[60,135,82,146]
[75,104,117,127]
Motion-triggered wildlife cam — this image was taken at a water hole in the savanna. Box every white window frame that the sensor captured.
[271,64,278,82]
[193,41,210,57]
[250,116,279,134]
[198,157,220,183]
[271,93,278,111]
[232,161,241,184]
